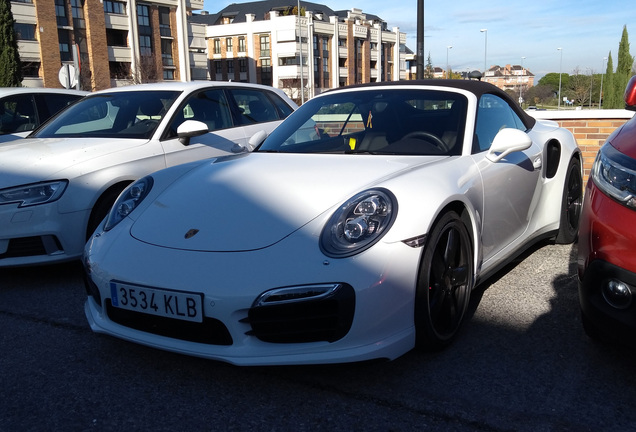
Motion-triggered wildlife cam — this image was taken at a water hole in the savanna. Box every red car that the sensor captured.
[578,75,636,344]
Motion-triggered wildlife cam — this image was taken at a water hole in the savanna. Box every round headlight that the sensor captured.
[104,176,153,231]
[320,188,397,258]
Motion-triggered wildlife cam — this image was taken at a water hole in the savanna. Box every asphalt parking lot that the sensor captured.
[1,241,635,431]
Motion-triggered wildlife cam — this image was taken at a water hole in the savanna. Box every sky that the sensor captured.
[202,0,636,82]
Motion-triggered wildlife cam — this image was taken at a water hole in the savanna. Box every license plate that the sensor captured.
[110,281,203,323]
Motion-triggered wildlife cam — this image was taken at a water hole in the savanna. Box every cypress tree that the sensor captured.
[604,52,615,108]
[615,25,635,108]
[0,0,21,87]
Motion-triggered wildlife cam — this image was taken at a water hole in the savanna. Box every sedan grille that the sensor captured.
[0,235,62,259]
[246,284,355,343]
[105,300,233,345]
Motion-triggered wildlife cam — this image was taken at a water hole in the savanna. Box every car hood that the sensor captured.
[131,153,445,252]
[0,137,147,185]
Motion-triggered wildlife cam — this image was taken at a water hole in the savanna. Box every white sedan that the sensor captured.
[84,80,582,365]
[0,81,296,266]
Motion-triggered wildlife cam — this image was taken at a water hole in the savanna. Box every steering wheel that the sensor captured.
[402,131,448,153]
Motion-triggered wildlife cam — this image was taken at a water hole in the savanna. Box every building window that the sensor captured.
[214,60,222,74]
[137,4,152,56]
[279,56,299,66]
[21,62,40,77]
[55,0,68,27]
[103,0,125,14]
[238,37,246,53]
[71,0,86,29]
[227,59,234,74]
[239,58,247,72]
[58,29,72,62]
[213,39,221,54]
[12,0,33,3]
[338,38,346,47]
[159,7,171,37]
[14,23,36,41]
[161,39,174,66]
[259,35,270,57]
[226,37,233,53]
[313,35,318,51]
[260,58,271,86]
[163,69,174,80]
[106,29,128,47]
[109,61,131,79]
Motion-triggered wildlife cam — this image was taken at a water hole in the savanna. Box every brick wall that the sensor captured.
[529,110,635,184]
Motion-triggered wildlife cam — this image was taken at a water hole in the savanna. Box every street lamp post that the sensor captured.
[480,29,487,74]
[587,67,593,109]
[600,57,607,109]
[446,45,452,78]
[557,47,563,110]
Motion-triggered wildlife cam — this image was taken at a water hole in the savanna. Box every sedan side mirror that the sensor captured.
[486,128,532,162]
[177,120,208,146]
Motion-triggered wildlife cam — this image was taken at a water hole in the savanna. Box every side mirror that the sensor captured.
[233,129,268,153]
[486,128,532,162]
[177,120,208,146]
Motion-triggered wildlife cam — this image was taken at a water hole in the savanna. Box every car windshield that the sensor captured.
[258,89,467,155]
[32,90,181,139]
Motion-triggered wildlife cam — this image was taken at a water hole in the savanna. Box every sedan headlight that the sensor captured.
[592,144,636,208]
[320,188,397,258]
[0,180,68,207]
[104,176,153,231]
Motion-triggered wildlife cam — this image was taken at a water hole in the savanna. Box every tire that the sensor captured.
[415,211,474,350]
[86,186,128,240]
[556,157,582,244]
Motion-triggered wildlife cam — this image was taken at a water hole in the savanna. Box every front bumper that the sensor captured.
[0,201,89,266]
[83,223,421,365]
[577,180,636,345]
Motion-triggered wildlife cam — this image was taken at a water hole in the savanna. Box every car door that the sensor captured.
[473,94,543,262]
[161,88,249,166]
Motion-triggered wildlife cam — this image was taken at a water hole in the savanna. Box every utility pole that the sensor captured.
[416,0,424,79]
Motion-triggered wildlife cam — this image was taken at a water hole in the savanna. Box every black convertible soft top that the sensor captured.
[335,79,537,130]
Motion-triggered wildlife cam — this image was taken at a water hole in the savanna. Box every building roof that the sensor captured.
[190,0,386,26]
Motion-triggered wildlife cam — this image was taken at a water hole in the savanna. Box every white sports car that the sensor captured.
[0,81,296,266]
[84,80,582,365]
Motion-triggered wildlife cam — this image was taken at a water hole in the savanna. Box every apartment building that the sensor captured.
[482,64,535,93]
[191,0,408,100]
[12,0,209,90]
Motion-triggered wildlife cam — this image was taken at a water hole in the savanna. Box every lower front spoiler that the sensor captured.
[579,259,636,347]
[84,297,416,366]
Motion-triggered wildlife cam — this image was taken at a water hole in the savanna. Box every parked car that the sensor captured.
[83,80,582,365]
[578,75,636,345]
[0,81,296,266]
[0,87,87,143]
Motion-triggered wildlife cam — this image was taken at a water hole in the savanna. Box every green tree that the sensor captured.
[603,52,615,108]
[605,26,634,108]
[0,0,22,86]
[424,52,434,79]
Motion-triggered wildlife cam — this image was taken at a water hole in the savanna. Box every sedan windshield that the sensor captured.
[32,90,181,139]
[259,89,467,156]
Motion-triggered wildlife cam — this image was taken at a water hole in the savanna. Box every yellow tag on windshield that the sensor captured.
[349,137,356,150]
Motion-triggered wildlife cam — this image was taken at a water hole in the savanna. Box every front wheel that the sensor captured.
[556,157,582,244]
[415,211,474,350]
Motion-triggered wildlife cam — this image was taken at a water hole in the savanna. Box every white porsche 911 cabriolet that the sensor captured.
[83,80,582,365]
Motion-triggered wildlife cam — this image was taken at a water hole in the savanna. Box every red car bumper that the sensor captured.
[578,179,636,344]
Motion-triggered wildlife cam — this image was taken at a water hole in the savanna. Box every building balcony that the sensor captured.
[105,12,129,30]
[108,45,132,62]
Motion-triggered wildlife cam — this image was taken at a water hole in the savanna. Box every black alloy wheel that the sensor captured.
[415,211,474,350]
[556,157,582,244]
